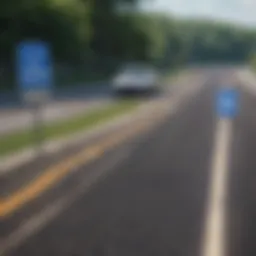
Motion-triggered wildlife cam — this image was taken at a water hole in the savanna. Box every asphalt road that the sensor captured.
[2,68,256,256]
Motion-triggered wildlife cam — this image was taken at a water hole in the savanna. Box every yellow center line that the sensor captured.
[0,122,148,218]
[0,83,194,219]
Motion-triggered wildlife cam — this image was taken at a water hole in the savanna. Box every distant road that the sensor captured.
[0,83,112,135]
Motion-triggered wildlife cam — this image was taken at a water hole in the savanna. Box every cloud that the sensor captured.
[242,0,256,7]
[142,0,256,26]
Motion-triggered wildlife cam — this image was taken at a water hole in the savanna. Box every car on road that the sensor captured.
[111,64,161,96]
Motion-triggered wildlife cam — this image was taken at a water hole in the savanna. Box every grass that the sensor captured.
[0,100,139,157]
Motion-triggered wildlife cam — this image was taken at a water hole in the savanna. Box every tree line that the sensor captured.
[1,0,256,88]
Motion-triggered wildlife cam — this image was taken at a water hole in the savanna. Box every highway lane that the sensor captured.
[3,68,256,256]
[0,84,112,135]
[1,70,216,256]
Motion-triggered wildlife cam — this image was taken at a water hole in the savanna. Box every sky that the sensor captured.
[141,0,256,26]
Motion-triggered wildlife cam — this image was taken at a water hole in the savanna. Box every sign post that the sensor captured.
[16,41,53,153]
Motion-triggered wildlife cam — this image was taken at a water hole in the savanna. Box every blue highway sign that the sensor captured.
[216,88,239,118]
[16,41,53,102]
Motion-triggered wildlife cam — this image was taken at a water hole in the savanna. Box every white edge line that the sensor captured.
[201,118,232,256]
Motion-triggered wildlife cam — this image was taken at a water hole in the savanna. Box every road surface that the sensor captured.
[1,67,256,256]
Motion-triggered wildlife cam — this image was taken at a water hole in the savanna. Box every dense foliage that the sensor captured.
[1,0,256,89]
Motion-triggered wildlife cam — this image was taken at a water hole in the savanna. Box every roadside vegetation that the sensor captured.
[1,0,256,156]
[1,1,256,92]
[0,100,139,156]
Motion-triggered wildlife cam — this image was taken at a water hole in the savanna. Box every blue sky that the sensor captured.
[141,0,256,26]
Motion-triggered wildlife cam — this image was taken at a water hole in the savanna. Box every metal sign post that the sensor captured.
[16,41,53,154]
[32,101,44,153]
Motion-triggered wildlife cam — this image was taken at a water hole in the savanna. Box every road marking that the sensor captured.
[0,123,146,218]
[0,143,134,256]
[0,77,207,255]
[0,80,206,218]
[201,118,232,256]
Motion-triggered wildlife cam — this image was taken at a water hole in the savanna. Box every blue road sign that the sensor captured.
[216,88,239,118]
[16,41,52,98]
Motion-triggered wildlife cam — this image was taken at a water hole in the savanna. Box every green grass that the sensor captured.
[0,100,139,156]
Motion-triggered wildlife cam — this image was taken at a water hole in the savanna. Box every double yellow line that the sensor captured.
[0,122,148,218]
[0,100,172,219]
